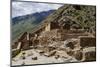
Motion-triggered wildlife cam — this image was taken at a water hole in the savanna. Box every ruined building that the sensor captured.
[12,4,96,60]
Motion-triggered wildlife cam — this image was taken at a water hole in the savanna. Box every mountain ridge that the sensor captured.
[12,10,55,25]
[12,10,55,41]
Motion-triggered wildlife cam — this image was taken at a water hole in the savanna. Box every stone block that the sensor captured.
[80,36,96,48]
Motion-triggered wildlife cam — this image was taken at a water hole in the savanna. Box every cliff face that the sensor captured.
[41,4,96,32]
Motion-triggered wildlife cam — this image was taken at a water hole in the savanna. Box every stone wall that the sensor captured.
[45,23,51,31]
[80,36,96,48]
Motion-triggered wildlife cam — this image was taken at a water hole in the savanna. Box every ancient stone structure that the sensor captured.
[80,36,96,48]
[12,5,96,61]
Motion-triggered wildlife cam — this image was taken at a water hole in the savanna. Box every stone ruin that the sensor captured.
[12,18,96,62]
[79,36,96,48]
[12,28,96,63]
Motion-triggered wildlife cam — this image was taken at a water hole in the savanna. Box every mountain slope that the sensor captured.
[41,4,96,32]
[12,10,55,41]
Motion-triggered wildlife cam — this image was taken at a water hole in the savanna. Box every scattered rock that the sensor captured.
[64,39,78,49]
[22,62,25,65]
[22,52,26,55]
[44,51,56,57]
[62,56,68,59]
[66,42,75,49]
[48,46,56,52]
[27,52,33,57]
[55,55,60,59]
[22,56,26,60]
[39,51,45,55]
[67,50,74,56]
[12,59,17,62]
[73,50,83,61]
[32,57,38,60]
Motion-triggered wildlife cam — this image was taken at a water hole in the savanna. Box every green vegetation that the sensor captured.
[12,10,54,41]
[12,18,38,41]
[42,4,96,32]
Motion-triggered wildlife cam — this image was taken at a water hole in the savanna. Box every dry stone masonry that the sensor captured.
[12,4,96,65]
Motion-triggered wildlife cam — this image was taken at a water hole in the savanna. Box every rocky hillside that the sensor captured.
[41,4,96,32]
[12,4,96,66]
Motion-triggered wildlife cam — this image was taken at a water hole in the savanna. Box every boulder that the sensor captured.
[73,50,83,60]
[32,57,38,60]
[55,55,60,59]
[22,56,26,60]
[67,50,74,56]
[44,51,56,57]
[65,42,75,49]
